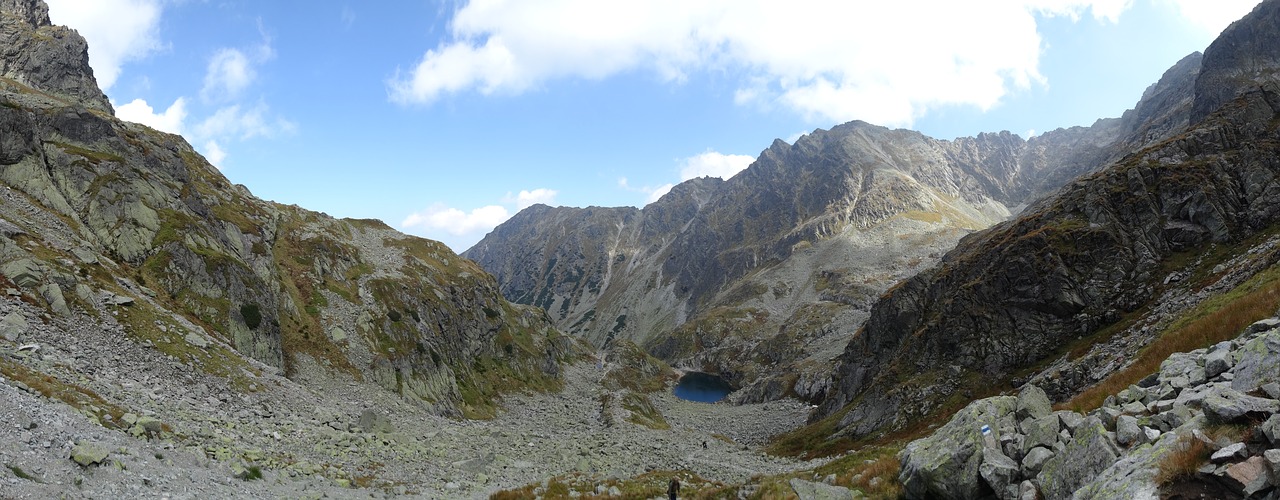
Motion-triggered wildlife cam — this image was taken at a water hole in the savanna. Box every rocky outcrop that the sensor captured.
[900,317,1280,499]
[817,4,1280,438]
[0,0,111,112]
[0,0,577,419]
[1191,0,1280,123]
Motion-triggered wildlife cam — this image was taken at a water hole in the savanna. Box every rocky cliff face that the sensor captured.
[465,44,1204,404]
[0,0,575,419]
[0,0,110,113]
[816,0,1280,442]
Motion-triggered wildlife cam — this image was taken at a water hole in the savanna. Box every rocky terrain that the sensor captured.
[4,0,1280,498]
[900,316,1280,499]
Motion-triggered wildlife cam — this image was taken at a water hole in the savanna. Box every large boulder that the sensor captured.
[1071,420,1201,500]
[978,448,1021,500]
[788,478,857,500]
[1036,416,1120,499]
[900,396,1018,499]
[1017,385,1053,421]
[1232,330,1280,393]
[1202,385,1280,424]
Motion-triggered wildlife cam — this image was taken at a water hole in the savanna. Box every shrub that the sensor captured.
[387,310,402,322]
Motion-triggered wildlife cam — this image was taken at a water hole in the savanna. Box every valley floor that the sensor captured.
[0,305,819,499]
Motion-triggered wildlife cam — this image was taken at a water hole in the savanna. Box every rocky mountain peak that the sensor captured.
[1,0,50,25]
[0,0,112,113]
[1191,0,1280,122]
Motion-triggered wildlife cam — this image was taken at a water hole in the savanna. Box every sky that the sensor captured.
[44,0,1261,252]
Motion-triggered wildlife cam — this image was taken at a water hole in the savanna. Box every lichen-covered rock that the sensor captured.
[1021,447,1053,475]
[0,310,26,341]
[70,442,108,466]
[1204,341,1233,378]
[979,448,1021,500]
[1232,330,1280,393]
[899,395,1017,499]
[1202,385,1280,424]
[1116,415,1142,447]
[1037,416,1120,499]
[1017,385,1053,421]
[1022,415,1060,454]
[1070,419,1200,500]
[788,477,857,500]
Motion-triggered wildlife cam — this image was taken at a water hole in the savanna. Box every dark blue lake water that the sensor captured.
[673,372,733,403]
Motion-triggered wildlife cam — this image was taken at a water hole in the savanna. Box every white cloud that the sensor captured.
[402,204,510,236]
[679,151,754,181]
[115,97,186,134]
[1168,0,1261,37]
[389,0,1134,126]
[646,183,675,204]
[202,49,255,101]
[201,140,226,169]
[194,103,296,141]
[511,188,558,209]
[45,0,163,90]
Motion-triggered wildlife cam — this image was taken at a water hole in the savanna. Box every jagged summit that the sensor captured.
[0,0,111,112]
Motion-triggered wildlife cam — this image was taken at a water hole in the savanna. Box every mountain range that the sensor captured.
[3,0,1280,497]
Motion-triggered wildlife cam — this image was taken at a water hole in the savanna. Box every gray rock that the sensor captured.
[328,326,347,342]
[1056,411,1085,434]
[1210,442,1246,463]
[1158,353,1199,385]
[1072,425,1193,500]
[1204,341,1233,378]
[1143,427,1161,443]
[1233,330,1280,392]
[1016,385,1052,421]
[1263,382,1280,400]
[0,310,26,341]
[1262,414,1280,445]
[1246,318,1280,335]
[184,331,208,348]
[899,395,1017,500]
[1036,416,1120,499]
[1264,449,1280,478]
[1203,385,1280,424]
[1021,415,1059,454]
[37,283,69,316]
[358,409,395,434]
[1020,447,1053,475]
[789,477,856,500]
[71,442,109,466]
[1120,401,1146,415]
[1018,480,1036,500]
[1,258,42,287]
[1116,415,1142,447]
[978,448,1020,500]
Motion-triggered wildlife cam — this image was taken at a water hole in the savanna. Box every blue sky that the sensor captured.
[45,0,1260,251]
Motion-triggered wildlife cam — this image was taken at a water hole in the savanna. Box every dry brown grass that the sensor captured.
[849,453,904,498]
[1155,435,1208,485]
[1063,268,1280,412]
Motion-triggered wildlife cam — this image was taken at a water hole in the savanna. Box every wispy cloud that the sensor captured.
[401,187,559,250]
[389,0,1138,127]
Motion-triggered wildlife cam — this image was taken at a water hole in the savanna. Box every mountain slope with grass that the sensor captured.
[0,0,577,427]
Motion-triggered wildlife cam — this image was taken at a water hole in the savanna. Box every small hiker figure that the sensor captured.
[668,478,680,500]
[702,440,707,449]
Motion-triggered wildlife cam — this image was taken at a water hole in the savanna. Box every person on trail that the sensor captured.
[668,478,680,500]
